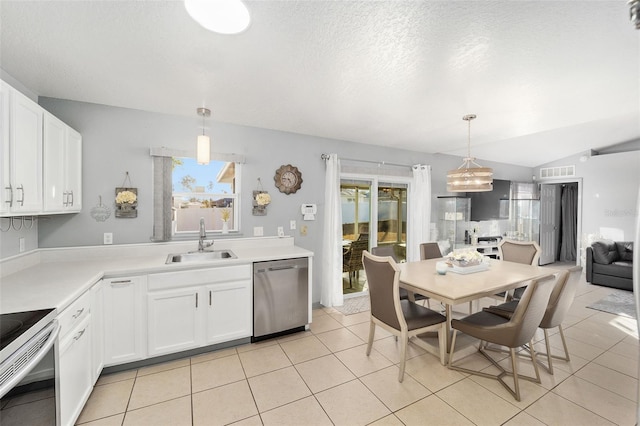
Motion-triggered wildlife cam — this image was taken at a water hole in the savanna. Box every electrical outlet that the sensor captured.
[300,225,308,236]
[277,226,285,237]
[290,220,296,230]
[19,237,25,252]
[103,232,113,245]
[253,226,263,236]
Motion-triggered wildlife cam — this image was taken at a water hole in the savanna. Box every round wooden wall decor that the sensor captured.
[274,164,303,194]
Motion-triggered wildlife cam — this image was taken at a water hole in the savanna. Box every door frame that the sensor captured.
[539,178,583,266]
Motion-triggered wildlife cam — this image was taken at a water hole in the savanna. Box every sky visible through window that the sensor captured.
[172,158,232,194]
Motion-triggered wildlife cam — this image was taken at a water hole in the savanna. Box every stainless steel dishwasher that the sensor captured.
[253,258,309,341]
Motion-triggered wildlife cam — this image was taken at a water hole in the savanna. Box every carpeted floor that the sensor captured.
[333,294,371,315]
[587,290,636,318]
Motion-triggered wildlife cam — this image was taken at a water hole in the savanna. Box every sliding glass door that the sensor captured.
[340,178,409,294]
[377,184,407,261]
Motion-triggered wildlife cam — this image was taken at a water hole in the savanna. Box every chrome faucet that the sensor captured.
[198,217,211,252]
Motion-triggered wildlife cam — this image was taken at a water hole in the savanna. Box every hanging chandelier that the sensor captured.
[446,114,493,192]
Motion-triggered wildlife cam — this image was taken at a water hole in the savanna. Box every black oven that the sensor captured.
[0,309,59,426]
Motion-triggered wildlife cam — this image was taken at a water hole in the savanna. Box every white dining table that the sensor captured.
[397,257,557,351]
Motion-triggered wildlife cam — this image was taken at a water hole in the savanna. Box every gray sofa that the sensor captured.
[586,240,633,291]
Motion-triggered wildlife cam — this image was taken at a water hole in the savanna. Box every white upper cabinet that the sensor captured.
[43,112,82,212]
[0,79,82,216]
[0,82,9,215]
[1,82,43,215]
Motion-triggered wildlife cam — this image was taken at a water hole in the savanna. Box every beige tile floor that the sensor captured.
[77,272,638,426]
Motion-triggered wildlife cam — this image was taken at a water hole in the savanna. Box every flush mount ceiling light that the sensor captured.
[184,0,251,34]
[196,107,211,165]
[446,114,494,192]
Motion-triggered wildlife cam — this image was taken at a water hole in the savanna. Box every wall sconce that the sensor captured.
[196,107,211,165]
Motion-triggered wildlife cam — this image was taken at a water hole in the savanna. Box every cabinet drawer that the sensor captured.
[148,265,251,291]
[58,290,91,339]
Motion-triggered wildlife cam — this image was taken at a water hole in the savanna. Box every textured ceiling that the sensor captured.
[1,1,638,167]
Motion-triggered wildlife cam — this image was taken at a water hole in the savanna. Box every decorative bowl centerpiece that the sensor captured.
[447,250,483,267]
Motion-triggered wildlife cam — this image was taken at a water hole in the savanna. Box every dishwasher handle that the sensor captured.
[255,264,303,273]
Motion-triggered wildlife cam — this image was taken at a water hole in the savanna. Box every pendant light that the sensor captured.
[196,107,211,165]
[446,114,493,192]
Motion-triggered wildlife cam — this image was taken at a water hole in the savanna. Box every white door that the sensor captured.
[9,88,42,214]
[103,277,147,365]
[0,83,9,215]
[539,184,559,265]
[66,128,82,211]
[205,280,252,345]
[147,287,202,356]
[43,112,66,212]
[59,314,93,426]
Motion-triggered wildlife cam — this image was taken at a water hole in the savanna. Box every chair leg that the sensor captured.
[534,325,570,374]
[447,330,459,368]
[529,338,542,384]
[544,329,554,375]
[557,325,571,362]
[509,348,521,402]
[349,271,353,288]
[366,321,375,356]
[398,332,408,382]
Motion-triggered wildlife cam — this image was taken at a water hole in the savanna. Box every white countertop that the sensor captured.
[0,237,313,315]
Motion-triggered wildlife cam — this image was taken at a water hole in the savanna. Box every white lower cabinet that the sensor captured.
[205,281,252,345]
[147,265,252,357]
[147,287,202,356]
[103,276,147,366]
[59,313,93,426]
[90,280,104,383]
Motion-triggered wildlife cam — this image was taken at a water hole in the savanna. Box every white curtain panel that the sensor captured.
[321,154,344,308]
[407,165,432,262]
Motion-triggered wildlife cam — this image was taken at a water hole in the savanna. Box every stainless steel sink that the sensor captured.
[165,250,237,264]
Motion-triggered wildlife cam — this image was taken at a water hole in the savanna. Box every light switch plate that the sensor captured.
[19,237,25,252]
[253,226,263,236]
[300,225,308,236]
[277,226,285,237]
[103,233,113,245]
[290,220,296,230]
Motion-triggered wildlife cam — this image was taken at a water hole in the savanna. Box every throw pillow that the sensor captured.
[616,241,634,262]
[591,240,619,264]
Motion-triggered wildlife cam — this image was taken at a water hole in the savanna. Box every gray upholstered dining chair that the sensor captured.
[419,242,443,260]
[483,265,583,374]
[498,239,542,265]
[371,245,413,301]
[448,273,557,401]
[496,239,542,301]
[362,250,447,382]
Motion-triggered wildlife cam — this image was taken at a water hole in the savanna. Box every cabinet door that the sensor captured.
[43,112,66,212]
[205,280,252,345]
[65,127,82,211]
[147,287,203,356]
[0,82,9,215]
[103,276,147,366]
[91,281,104,384]
[59,314,93,426]
[9,88,42,214]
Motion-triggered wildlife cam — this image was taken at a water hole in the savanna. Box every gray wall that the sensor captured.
[4,97,535,303]
[534,150,640,242]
